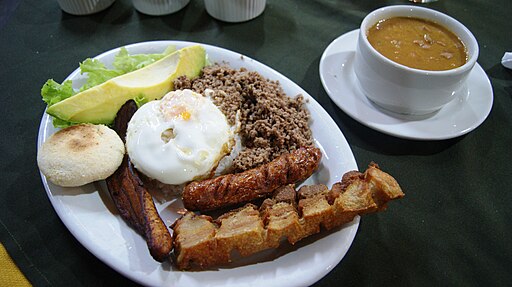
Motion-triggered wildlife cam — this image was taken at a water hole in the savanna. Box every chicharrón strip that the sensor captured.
[173,164,404,270]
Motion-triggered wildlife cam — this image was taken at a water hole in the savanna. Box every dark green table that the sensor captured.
[1,0,511,286]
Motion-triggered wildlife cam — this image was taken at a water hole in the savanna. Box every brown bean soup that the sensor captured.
[367,17,467,71]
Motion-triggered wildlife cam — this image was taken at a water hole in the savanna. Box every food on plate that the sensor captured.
[45,45,206,126]
[107,155,173,262]
[37,124,124,187]
[106,100,173,262]
[41,46,178,128]
[172,163,404,270]
[126,89,236,185]
[182,146,322,211]
[367,17,467,71]
[38,43,405,272]
[174,64,313,172]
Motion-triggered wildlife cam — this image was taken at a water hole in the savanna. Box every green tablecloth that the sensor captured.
[1,0,511,286]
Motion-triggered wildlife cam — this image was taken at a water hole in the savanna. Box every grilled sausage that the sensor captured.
[182,146,322,211]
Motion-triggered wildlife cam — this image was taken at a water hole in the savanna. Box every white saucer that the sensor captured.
[319,29,494,140]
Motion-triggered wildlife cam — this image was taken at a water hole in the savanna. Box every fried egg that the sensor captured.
[126,89,234,185]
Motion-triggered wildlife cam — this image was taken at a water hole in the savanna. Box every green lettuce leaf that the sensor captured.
[51,117,78,129]
[79,58,123,92]
[40,79,77,127]
[133,93,149,108]
[41,79,76,107]
[113,46,176,73]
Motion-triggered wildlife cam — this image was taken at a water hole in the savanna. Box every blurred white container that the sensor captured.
[57,0,115,15]
[205,0,266,22]
[133,0,190,15]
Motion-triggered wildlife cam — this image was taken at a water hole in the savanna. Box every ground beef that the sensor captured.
[174,64,313,172]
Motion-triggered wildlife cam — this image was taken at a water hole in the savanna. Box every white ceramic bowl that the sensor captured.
[204,0,266,23]
[57,0,115,15]
[353,5,479,115]
[133,0,190,16]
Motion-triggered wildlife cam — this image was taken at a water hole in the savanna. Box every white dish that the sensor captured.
[38,41,359,287]
[320,29,494,140]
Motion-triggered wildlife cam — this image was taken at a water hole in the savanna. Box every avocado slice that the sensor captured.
[47,45,206,125]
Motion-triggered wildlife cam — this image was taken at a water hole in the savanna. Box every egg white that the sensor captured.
[126,89,234,185]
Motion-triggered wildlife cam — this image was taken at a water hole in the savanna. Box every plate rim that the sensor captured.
[319,29,494,141]
[37,40,360,287]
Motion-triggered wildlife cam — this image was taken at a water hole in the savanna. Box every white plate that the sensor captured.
[38,41,359,287]
[319,29,494,140]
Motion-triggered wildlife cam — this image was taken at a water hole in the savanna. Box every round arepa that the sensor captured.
[37,124,125,187]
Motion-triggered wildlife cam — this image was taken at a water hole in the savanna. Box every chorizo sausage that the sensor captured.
[182,146,322,211]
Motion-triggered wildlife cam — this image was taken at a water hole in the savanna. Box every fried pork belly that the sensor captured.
[172,164,404,270]
[106,100,173,262]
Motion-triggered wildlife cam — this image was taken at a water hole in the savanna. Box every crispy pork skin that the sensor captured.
[173,164,404,270]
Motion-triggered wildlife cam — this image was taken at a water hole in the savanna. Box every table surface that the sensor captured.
[1,0,511,286]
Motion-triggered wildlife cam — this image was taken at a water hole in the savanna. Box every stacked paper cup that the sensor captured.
[205,0,266,22]
[132,0,190,15]
[57,0,116,15]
